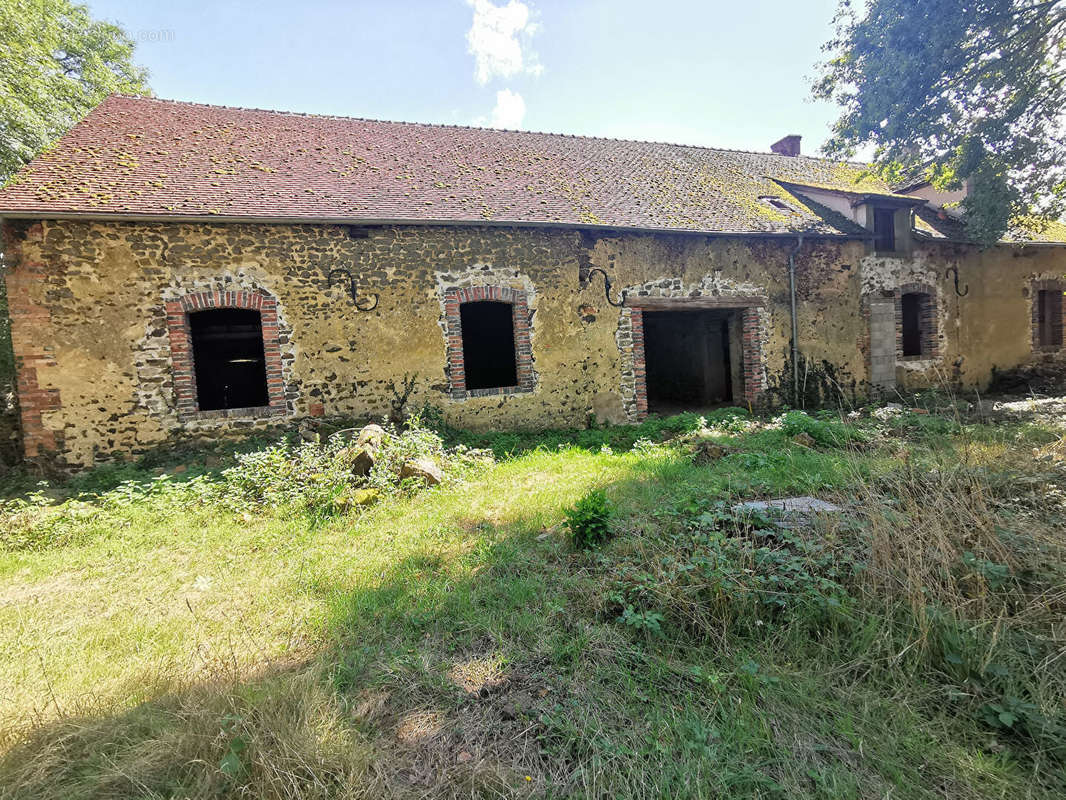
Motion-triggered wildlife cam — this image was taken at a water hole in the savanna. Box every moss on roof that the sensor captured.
[0,95,1062,245]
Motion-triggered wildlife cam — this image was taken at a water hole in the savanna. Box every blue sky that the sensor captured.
[85,0,845,155]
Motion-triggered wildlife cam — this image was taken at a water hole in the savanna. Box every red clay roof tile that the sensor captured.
[0,94,903,236]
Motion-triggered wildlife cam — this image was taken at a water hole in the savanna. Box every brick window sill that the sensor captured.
[898,354,937,364]
[457,385,534,400]
[179,404,288,422]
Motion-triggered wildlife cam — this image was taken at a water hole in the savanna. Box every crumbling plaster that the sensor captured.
[861,244,1065,387]
[4,217,1061,467]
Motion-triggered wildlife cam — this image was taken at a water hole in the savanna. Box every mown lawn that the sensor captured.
[0,407,1064,799]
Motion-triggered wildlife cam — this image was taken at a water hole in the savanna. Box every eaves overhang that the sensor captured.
[0,210,872,241]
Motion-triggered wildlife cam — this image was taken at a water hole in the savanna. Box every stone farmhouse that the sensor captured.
[0,95,1064,469]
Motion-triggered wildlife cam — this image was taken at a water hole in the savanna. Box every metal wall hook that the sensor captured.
[585,267,627,307]
[327,268,379,311]
[945,265,969,297]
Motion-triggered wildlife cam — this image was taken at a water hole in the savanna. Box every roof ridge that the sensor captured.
[111,93,854,165]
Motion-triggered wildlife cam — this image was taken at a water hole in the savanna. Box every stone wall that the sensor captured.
[859,244,1066,391]
[2,217,1062,468]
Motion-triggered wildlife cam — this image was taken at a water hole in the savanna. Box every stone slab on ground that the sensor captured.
[733,496,842,514]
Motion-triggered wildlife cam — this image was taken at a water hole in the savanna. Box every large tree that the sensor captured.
[814,0,1066,245]
[0,0,148,184]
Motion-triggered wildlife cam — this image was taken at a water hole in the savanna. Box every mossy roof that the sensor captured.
[0,95,1062,244]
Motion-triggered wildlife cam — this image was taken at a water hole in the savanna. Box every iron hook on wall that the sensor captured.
[945,265,969,297]
[585,267,627,307]
[327,268,379,311]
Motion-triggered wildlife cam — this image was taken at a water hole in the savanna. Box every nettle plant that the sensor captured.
[605,503,861,639]
[563,488,614,550]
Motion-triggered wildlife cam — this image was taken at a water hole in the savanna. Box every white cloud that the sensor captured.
[466,0,542,85]
[489,89,526,128]
[474,89,526,129]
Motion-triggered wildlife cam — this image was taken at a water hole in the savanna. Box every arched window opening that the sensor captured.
[460,301,518,391]
[189,308,269,410]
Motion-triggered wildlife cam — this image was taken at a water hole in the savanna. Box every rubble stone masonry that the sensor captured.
[2,218,1062,468]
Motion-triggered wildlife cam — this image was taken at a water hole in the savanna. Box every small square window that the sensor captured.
[873,208,896,252]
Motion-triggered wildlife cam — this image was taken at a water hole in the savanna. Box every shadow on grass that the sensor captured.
[2,436,1054,799]
[0,452,808,798]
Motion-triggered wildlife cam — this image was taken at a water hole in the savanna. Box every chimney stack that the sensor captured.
[771,135,802,157]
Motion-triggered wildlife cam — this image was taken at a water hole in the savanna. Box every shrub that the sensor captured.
[563,488,613,549]
[219,416,487,516]
[603,504,859,638]
[66,462,152,496]
[778,410,855,447]
[219,436,354,513]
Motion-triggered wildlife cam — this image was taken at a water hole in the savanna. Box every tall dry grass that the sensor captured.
[0,663,390,800]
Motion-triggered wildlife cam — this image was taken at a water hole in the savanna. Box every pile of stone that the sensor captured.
[336,423,444,485]
[318,422,493,513]
[677,428,731,465]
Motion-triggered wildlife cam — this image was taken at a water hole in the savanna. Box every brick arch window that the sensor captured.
[1032,279,1064,352]
[896,283,938,360]
[442,286,535,399]
[165,290,287,419]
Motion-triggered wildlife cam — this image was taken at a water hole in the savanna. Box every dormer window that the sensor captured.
[873,207,896,252]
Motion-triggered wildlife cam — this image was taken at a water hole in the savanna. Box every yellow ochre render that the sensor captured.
[2,218,1064,468]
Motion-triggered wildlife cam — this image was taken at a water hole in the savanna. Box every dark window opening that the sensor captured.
[873,207,896,252]
[189,308,269,410]
[1037,289,1063,349]
[460,301,518,391]
[901,292,927,357]
[759,195,792,212]
[643,309,735,413]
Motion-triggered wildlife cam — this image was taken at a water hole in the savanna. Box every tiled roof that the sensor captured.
[0,95,1061,244]
[0,95,884,236]
[913,206,1066,245]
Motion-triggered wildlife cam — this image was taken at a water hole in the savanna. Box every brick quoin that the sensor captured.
[3,220,64,462]
[442,285,535,399]
[630,308,648,416]
[740,307,767,403]
[166,290,288,420]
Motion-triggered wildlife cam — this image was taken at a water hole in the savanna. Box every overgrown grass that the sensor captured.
[0,408,1064,798]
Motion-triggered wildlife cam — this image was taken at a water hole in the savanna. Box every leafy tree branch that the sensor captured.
[814,0,1066,245]
[0,0,149,184]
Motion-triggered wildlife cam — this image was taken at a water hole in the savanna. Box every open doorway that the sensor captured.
[642,308,738,413]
